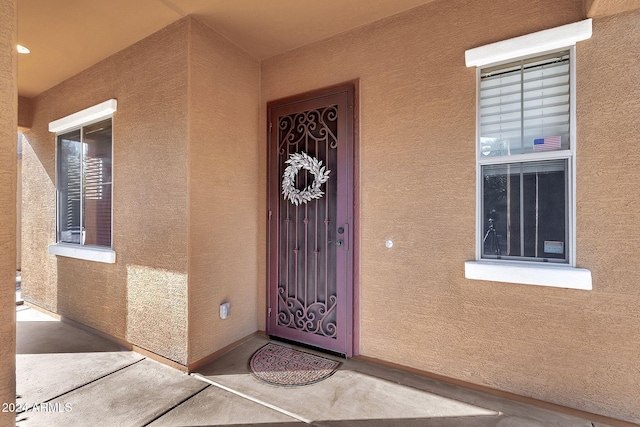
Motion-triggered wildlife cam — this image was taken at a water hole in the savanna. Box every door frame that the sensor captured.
[266,80,360,357]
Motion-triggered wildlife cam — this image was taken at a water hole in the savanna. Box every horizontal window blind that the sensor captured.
[82,119,112,247]
[58,131,82,244]
[480,51,570,156]
[56,119,112,248]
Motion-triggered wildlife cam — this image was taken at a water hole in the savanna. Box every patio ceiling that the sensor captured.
[16,0,639,98]
[17,0,436,98]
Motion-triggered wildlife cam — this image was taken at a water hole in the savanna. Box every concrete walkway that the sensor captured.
[16,305,616,427]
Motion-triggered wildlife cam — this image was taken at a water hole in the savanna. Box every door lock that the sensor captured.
[336,224,348,250]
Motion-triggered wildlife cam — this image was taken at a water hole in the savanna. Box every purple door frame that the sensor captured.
[267,82,359,357]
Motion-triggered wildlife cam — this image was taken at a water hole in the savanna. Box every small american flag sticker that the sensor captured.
[533,136,561,151]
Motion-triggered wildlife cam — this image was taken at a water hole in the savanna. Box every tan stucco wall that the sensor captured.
[0,0,18,426]
[22,19,190,364]
[18,96,33,130]
[16,138,21,270]
[575,8,640,420]
[187,19,261,364]
[21,126,57,312]
[21,16,262,367]
[0,0,17,425]
[586,0,640,17]
[261,0,639,422]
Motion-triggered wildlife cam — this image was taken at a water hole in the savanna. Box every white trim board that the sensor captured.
[465,19,592,68]
[49,99,117,133]
[465,261,592,290]
[49,243,116,264]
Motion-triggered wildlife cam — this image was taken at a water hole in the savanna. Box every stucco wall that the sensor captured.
[261,0,639,422]
[22,19,190,364]
[0,1,17,425]
[187,19,261,364]
[21,126,57,312]
[575,8,640,421]
[21,15,263,367]
[16,137,21,270]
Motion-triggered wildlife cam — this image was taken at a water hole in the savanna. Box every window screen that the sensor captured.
[482,159,567,261]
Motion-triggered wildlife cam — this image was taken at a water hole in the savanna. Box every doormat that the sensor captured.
[249,342,340,387]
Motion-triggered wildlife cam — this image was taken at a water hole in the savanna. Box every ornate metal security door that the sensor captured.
[267,84,355,356]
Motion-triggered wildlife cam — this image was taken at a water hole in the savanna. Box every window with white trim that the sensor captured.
[478,50,572,263]
[464,20,593,290]
[48,99,117,263]
[56,118,113,247]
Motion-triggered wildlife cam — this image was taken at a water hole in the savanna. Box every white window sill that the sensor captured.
[48,243,116,264]
[465,261,592,290]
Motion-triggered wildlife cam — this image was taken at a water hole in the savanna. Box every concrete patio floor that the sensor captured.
[16,305,619,427]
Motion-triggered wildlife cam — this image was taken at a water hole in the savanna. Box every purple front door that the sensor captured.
[267,84,355,356]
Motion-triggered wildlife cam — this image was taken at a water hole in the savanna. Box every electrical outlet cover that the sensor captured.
[220,302,230,319]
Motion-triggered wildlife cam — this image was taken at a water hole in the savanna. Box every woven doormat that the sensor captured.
[249,342,340,387]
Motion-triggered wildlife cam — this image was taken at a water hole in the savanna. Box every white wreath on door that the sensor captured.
[282,151,330,206]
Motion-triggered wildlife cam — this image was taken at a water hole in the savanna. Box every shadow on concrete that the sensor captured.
[17,321,124,354]
[14,308,605,427]
[192,335,597,427]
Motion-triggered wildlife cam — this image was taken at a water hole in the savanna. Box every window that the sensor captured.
[48,99,116,263]
[479,51,571,263]
[464,20,592,289]
[56,119,112,247]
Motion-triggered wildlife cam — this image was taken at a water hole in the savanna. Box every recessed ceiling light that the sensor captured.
[17,45,30,54]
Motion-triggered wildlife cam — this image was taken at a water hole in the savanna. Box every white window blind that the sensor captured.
[480,51,570,157]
